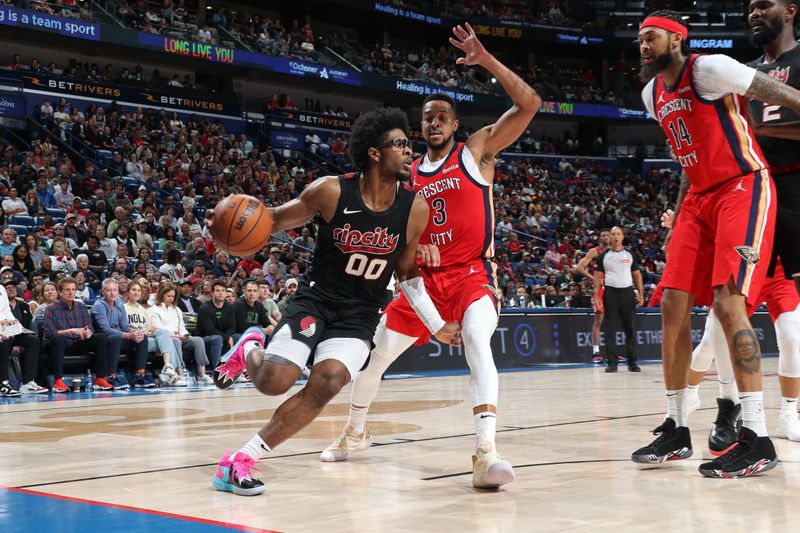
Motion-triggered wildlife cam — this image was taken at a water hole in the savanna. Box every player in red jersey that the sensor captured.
[576,229,611,364]
[321,23,540,489]
[659,209,800,452]
[630,10,800,478]
[687,264,800,448]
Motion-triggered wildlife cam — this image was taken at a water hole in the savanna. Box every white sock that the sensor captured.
[687,383,699,401]
[666,389,688,427]
[243,340,262,355]
[592,344,600,354]
[718,378,740,404]
[740,391,767,437]
[347,404,369,434]
[237,434,271,461]
[475,412,497,450]
[780,396,798,416]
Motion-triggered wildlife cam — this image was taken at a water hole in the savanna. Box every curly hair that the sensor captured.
[348,107,410,171]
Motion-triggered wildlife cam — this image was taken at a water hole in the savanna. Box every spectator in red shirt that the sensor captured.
[236,255,261,274]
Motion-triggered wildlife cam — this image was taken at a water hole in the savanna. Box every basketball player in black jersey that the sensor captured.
[749,0,800,296]
[207,107,460,496]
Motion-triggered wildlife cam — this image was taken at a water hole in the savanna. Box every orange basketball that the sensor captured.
[210,194,272,257]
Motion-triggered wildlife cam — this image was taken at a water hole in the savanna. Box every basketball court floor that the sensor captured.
[2,358,799,532]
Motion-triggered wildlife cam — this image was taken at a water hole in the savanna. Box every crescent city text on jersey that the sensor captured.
[416,176,462,199]
[657,98,699,169]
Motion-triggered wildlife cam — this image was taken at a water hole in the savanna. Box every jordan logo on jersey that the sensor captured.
[332,223,400,255]
[768,66,790,84]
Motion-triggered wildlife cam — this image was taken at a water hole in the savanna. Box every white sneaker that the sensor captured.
[472,443,515,489]
[197,374,214,385]
[162,364,178,379]
[320,429,373,462]
[776,410,800,441]
[19,381,48,394]
[171,375,188,387]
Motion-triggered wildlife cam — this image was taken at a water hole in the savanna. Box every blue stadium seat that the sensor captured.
[46,208,66,218]
[9,215,35,227]
[154,249,164,260]
[125,183,141,196]
[122,176,137,186]
[9,225,29,237]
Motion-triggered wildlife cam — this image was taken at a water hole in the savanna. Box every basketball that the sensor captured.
[210,194,272,257]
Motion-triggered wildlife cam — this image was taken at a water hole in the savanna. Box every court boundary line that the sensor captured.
[1,486,280,532]
[15,408,705,489]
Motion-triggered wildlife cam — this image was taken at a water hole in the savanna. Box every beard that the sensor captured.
[639,51,674,83]
[426,131,454,151]
[751,17,783,46]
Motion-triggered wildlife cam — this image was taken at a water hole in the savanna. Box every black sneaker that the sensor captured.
[0,380,21,398]
[592,353,604,365]
[616,355,628,364]
[605,365,618,373]
[628,362,641,372]
[698,427,778,478]
[631,418,693,464]
[708,398,742,456]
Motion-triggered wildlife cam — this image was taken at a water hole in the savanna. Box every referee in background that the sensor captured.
[593,226,644,373]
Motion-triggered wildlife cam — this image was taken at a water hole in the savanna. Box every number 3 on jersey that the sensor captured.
[431,197,447,226]
[345,253,388,280]
[667,117,692,150]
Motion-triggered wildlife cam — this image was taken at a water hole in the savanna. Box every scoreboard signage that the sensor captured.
[139,33,235,64]
[0,5,100,41]
[3,70,240,116]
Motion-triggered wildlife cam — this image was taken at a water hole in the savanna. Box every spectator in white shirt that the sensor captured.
[2,188,28,217]
[198,25,212,43]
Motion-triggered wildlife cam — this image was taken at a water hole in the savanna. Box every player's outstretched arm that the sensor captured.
[751,120,800,141]
[746,71,800,129]
[269,176,340,233]
[576,248,598,279]
[396,196,459,344]
[449,23,541,167]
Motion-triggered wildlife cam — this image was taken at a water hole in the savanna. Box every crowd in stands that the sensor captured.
[3,0,94,21]
[3,52,204,93]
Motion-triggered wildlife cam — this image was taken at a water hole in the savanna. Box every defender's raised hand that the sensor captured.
[449,22,489,66]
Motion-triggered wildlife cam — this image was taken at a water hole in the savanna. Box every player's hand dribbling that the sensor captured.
[434,321,460,345]
[416,244,441,267]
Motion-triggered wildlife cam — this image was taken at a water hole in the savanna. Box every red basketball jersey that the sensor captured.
[411,142,494,268]
[651,54,767,193]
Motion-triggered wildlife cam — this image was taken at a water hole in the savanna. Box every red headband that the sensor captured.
[640,16,688,39]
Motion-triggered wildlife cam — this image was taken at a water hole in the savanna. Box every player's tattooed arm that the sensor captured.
[746,71,800,121]
[451,23,540,177]
[672,173,690,220]
[731,329,761,374]
[662,173,690,255]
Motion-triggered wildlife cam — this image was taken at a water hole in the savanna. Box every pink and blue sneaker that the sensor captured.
[212,451,266,496]
[213,326,265,389]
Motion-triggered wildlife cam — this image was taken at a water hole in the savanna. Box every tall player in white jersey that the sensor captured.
[321,23,540,489]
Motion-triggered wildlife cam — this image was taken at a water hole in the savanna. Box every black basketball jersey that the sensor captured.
[748,46,800,173]
[302,174,416,307]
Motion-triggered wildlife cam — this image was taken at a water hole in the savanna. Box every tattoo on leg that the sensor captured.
[731,329,761,374]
